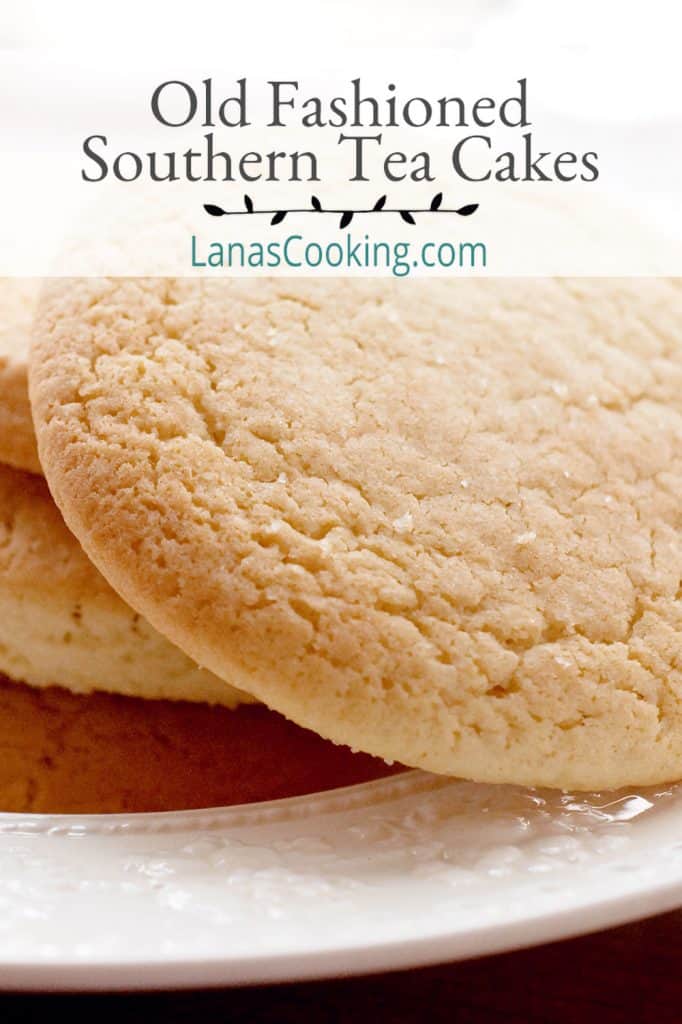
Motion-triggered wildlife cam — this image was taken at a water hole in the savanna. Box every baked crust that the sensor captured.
[29,277,682,788]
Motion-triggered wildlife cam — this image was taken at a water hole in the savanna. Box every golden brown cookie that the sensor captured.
[29,277,682,789]
[0,278,41,473]
[0,675,396,814]
[0,460,250,706]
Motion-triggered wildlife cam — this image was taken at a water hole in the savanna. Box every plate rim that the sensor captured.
[1,846,681,991]
[2,771,682,991]
[2,878,682,991]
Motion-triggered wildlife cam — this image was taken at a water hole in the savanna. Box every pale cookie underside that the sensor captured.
[29,277,682,788]
[0,462,250,706]
[0,279,41,474]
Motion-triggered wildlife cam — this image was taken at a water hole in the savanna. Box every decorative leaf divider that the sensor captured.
[204,193,478,228]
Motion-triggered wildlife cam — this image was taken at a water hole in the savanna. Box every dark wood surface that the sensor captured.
[1,909,681,1022]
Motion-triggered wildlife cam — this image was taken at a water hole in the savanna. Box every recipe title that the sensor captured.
[81,77,600,185]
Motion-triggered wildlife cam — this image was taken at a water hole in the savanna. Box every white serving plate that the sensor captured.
[0,769,681,991]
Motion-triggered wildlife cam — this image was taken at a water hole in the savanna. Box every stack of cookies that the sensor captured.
[4,276,682,809]
[0,280,395,813]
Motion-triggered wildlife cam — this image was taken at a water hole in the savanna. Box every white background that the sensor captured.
[0,1,680,275]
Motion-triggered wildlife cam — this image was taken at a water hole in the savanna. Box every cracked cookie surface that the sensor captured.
[29,277,682,788]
